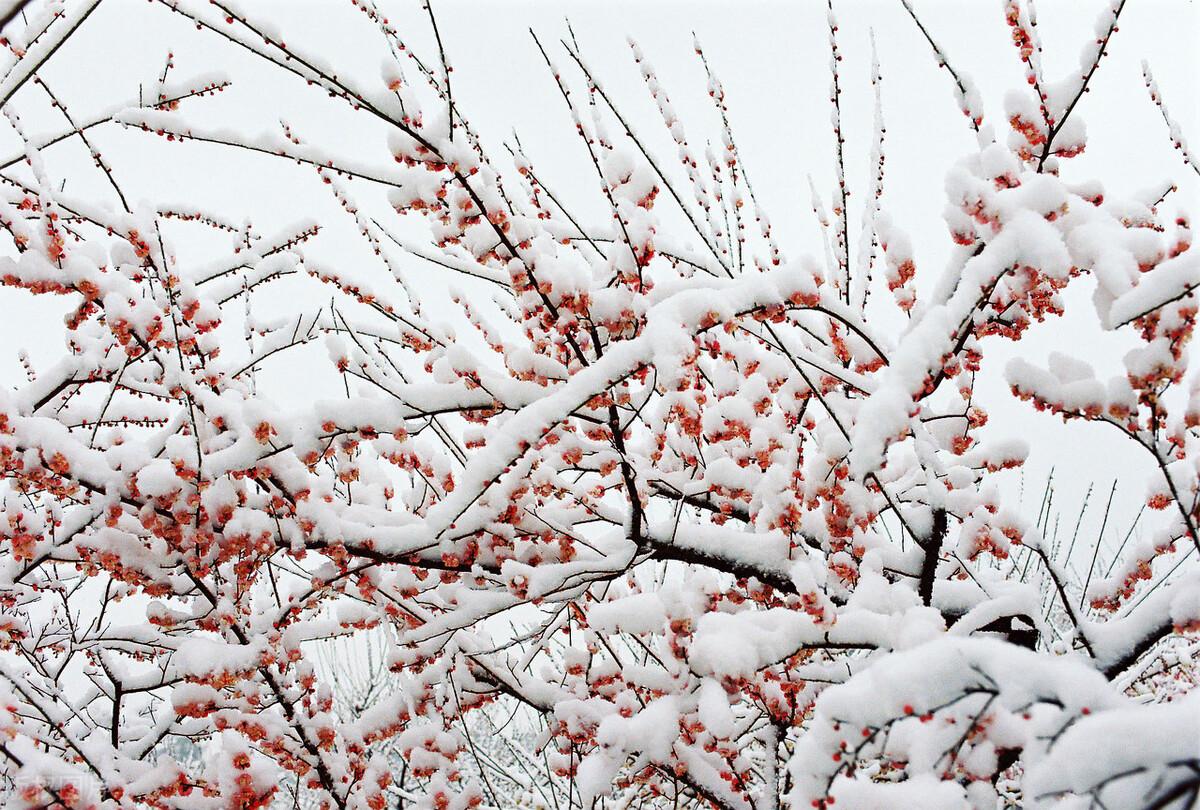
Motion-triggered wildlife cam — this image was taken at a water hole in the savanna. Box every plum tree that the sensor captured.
[0,1,1196,808]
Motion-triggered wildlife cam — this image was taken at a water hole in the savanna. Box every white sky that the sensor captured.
[0,0,1198,577]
